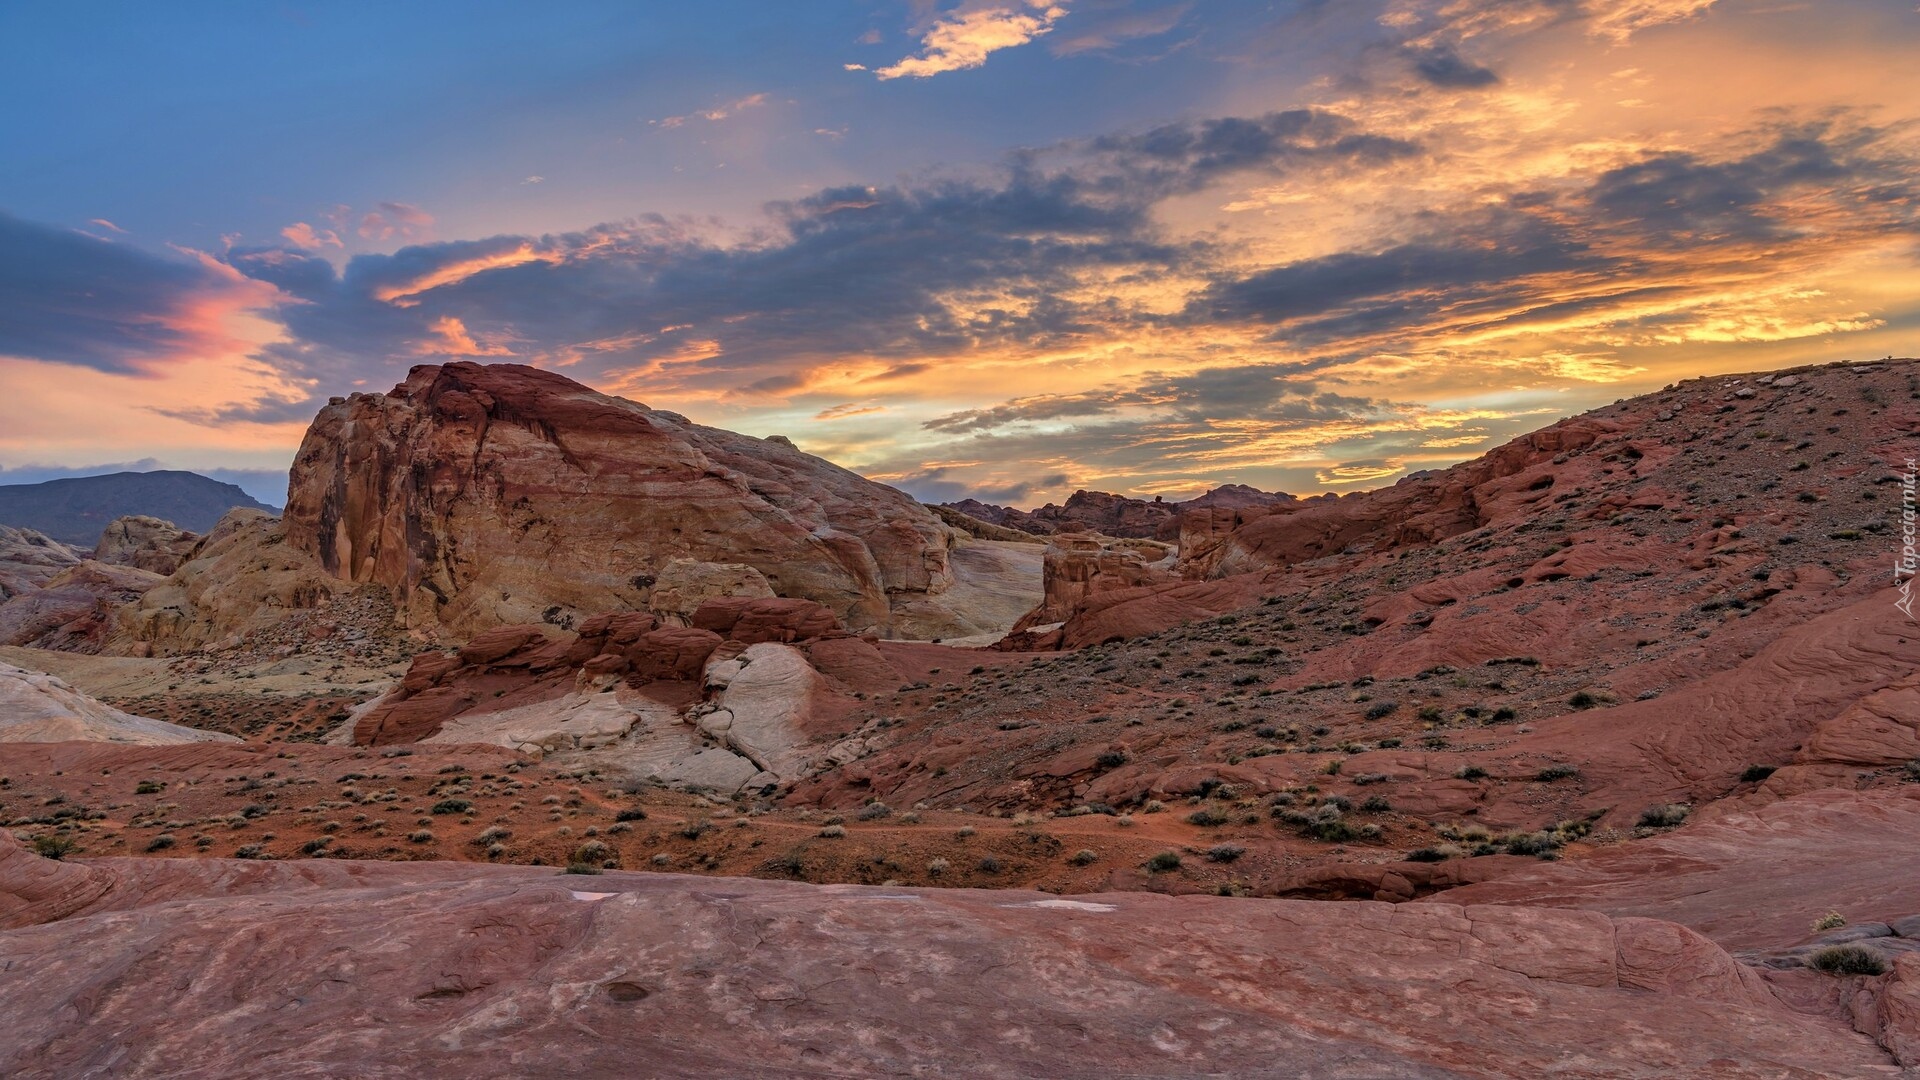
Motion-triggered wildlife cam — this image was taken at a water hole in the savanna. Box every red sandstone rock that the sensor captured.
[282,362,956,639]
[0,830,1895,1079]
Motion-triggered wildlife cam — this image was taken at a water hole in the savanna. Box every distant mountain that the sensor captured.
[0,471,278,545]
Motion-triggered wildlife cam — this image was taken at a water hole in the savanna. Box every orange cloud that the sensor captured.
[417,316,516,357]
[875,2,1067,79]
[373,244,564,306]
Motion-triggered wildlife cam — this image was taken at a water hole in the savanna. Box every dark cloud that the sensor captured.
[1404,44,1500,88]
[924,360,1381,434]
[892,465,1073,506]
[1078,109,1422,198]
[0,212,248,374]
[1189,210,1590,341]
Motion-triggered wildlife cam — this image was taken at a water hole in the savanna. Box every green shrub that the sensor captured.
[146,833,177,853]
[1812,911,1847,932]
[1145,851,1182,872]
[30,835,76,860]
[1068,849,1098,866]
[1186,807,1230,827]
[564,862,604,875]
[1568,691,1601,710]
[1205,843,1245,863]
[430,799,472,815]
[1455,765,1488,781]
[135,780,164,795]
[1535,764,1579,782]
[1810,945,1886,976]
[1405,847,1449,863]
[614,808,648,822]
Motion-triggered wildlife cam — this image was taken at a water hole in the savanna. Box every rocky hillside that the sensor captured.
[0,471,274,545]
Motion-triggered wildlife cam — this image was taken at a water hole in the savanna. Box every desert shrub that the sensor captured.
[1500,831,1561,856]
[677,821,711,840]
[927,857,951,876]
[1740,765,1777,783]
[1810,945,1886,976]
[975,857,1002,874]
[614,808,648,822]
[1812,911,1847,932]
[1145,851,1183,872]
[1535,764,1579,782]
[1095,750,1129,770]
[1304,819,1357,843]
[1068,849,1098,866]
[564,862,603,875]
[1405,847,1449,863]
[1186,807,1230,827]
[32,834,77,860]
[146,834,177,852]
[1637,803,1690,828]
[475,826,512,845]
[1364,700,1399,720]
[1568,691,1601,710]
[575,841,610,863]
[135,780,164,795]
[1205,843,1245,863]
[818,825,847,838]
[1360,795,1392,814]
[1455,766,1488,781]
[407,830,434,844]
[430,799,472,815]
[234,844,265,859]
[1489,707,1517,723]
[856,802,891,821]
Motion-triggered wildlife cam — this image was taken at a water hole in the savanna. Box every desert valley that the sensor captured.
[1,357,1916,1076]
[8,2,1920,1076]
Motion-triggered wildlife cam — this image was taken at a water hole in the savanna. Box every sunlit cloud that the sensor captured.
[651,92,770,129]
[355,201,434,242]
[874,2,1068,80]
[281,222,342,249]
[814,402,887,421]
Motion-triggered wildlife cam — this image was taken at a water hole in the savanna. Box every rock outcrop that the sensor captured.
[0,561,163,651]
[282,362,958,639]
[943,485,1293,540]
[0,830,1900,1079]
[1010,533,1175,636]
[112,509,363,657]
[0,525,83,599]
[348,599,894,791]
[0,662,237,744]
[91,515,198,575]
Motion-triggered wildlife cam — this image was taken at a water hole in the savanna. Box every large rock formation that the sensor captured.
[282,362,958,639]
[0,662,237,744]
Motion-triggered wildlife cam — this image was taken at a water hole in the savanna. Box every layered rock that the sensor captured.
[0,525,82,600]
[282,362,957,639]
[112,509,354,656]
[348,598,894,792]
[943,484,1292,540]
[0,561,163,651]
[91,515,198,575]
[0,662,237,744]
[1010,534,1175,636]
[0,831,1900,1079]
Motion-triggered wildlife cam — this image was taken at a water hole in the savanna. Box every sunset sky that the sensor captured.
[2,1,1916,508]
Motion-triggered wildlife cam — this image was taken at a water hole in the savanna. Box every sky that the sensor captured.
[1,0,1916,509]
